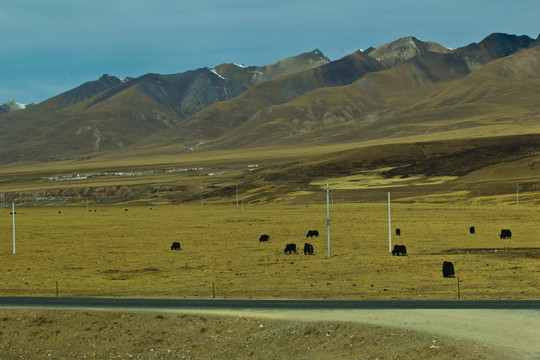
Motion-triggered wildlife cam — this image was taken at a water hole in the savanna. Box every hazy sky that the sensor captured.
[2,0,539,104]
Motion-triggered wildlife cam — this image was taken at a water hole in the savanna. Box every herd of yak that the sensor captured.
[171,226,513,279]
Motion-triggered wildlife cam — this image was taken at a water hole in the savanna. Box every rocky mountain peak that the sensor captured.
[302,49,331,63]
[0,99,26,114]
[367,36,450,67]
[98,74,124,87]
[213,49,331,87]
[456,32,534,71]
[58,74,124,107]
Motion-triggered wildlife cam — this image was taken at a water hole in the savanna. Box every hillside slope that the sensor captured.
[0,51,331,164]
[0,33,536,166]
[139,50,385,149]
[143,33,536,151]
[191,39,540,150]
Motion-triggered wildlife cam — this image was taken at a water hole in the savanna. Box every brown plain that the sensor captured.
[1,202,538,299]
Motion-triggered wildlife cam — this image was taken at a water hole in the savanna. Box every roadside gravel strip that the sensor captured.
[165,308,540,359]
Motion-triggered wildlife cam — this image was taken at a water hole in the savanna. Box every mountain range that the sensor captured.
[0,32,539,166]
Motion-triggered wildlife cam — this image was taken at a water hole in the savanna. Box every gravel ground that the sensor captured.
[0,308,538,359]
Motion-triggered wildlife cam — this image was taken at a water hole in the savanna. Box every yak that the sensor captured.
[392,244,407,256]
[443,261,455,278]
[284,243,297,254]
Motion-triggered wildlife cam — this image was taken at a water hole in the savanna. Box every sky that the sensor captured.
[2,0,539,104]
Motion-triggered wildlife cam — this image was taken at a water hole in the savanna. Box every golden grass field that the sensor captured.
[1,201,537,300]
[0,141,538,359]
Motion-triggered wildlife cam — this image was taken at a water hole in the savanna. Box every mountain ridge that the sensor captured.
[0,32,537,166]
[213,49,330,87]
[147,32,537,151]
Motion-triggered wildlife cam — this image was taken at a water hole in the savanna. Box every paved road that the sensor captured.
[0,297,538,310]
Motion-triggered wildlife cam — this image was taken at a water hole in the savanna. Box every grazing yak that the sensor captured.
[395,228,401,236]
[171,242,181,250]
[500,229,512,239]
[306,230,319,238]
[303,243,314,255]
[443,261,455,278]
[259,234,270,242]
[284,243,297,254]
[470,226,475,234]
[392,244,407,256]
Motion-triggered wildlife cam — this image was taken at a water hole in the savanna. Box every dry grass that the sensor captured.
[312,170,458,189]
[0,132,538,209]
[1,202,537,300]
[1,157,537,359]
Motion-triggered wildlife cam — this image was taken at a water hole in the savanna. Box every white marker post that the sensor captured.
[478,191,481,207]
[388,192,392,253]
[516,182,519,206]
[326,183,331,258]
[12,203,16,255]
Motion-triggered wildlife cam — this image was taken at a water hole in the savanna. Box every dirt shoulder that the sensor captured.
[190,308,538,359]
[170,308,539,359]
[0,308,537,359]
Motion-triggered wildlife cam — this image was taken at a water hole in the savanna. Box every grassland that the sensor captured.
[0,139,538,359]
[1,132,538,209]
[1,202,537,300]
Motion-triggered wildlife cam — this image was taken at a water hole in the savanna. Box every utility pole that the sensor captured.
[12,203,16,255]
[326,183,331,258]
[388,192,392,253]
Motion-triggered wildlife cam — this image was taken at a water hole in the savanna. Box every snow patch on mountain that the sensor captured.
[0,99,27,113]
[210,68,226,80]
